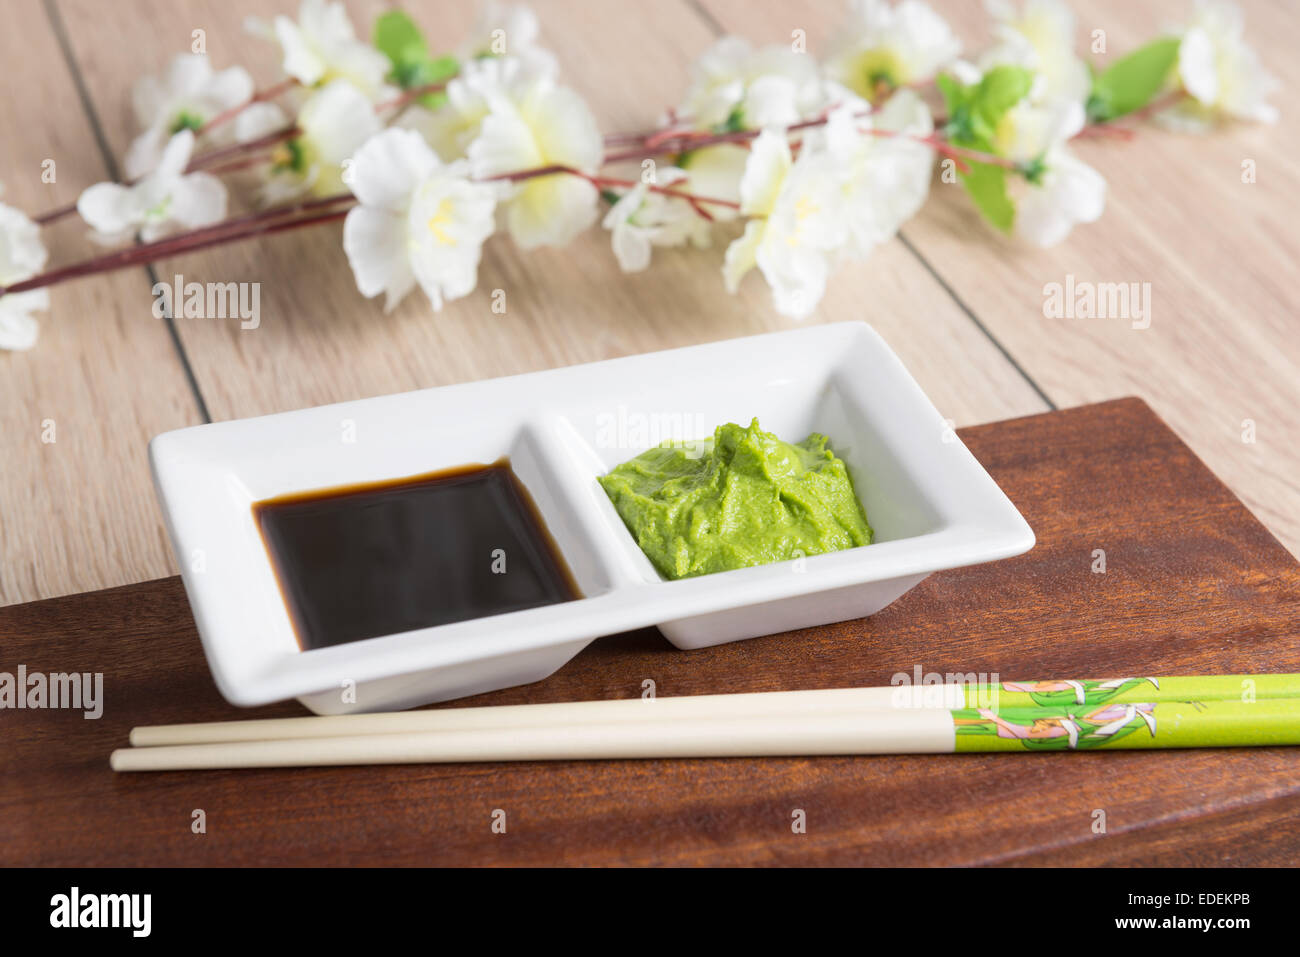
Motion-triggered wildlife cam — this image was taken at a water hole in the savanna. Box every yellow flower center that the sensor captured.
[787,195,819,246]
[426,199,457,246]
[847,48,907,99]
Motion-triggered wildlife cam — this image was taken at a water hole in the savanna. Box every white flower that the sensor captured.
[1015,146,1105,246]
[0,289,47,351]
[409,56,515,162]
[1163,0,1278,130]
[444,60,602,248]
[250,0,392,99]
[724,130,849,319]
[124,54,255,179]
[260,79,380,204]
[981,0,1091,105]
[947,66,1105,246]
[461,0,558,77]
[77,130,226,243]
[676,144,749,222]
[680,36,828,129]
[233,102,292,145]
[992,95,1086,164]
[0,201,47,283]
[602,168,710,272]
[0,199,50,351]
[988,96,1105,246]
[817,90,935,256]
[342,128,497,312]
[825,0,961,99]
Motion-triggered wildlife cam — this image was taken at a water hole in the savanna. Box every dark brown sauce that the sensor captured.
[254,460,580,651]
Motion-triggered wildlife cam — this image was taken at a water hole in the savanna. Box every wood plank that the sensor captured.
[2,398,1297,866]
[54,0,1049,428]
[0,0,204,605]
[694,0,1300,556]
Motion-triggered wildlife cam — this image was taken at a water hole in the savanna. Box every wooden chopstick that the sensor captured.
[128,686,954,747]
[111,695,1300,772]
[127,674,1300,748]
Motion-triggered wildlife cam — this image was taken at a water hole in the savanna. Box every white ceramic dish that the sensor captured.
[150,322,1034,714]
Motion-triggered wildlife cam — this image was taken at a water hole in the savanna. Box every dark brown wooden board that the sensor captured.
[2,398,1298,867]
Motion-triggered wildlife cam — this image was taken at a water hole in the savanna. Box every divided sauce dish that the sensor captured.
[149,322,1035,714]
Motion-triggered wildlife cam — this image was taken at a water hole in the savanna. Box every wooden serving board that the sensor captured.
[3,397,1298,866]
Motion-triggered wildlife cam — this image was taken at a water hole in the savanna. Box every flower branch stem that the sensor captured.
[374,79,456,113]
[199,152,277,176]
[481,164,740,208]
[908,132,1019,170]
[601,113,1018,173]
[30,126,303,225]
[30,78,454,226]
[198,79,298,136]
[33,199,83,227]
[587,174,740,209]
[2,195,355,298]
[187,125,301,171]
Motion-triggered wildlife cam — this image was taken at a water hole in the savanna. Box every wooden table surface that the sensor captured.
[0,0,1297,606]
[4,398,1298,866]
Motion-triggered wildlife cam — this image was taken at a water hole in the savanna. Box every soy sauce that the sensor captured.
[254,461,580,651]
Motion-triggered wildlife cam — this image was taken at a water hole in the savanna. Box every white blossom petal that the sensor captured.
[76,182,143,240]
[342,128,497,312]
[723,219,764,292]
[678,144,747,222]
[0,202,49,284]
[234,102,290,143]
[0,290,48,351]
[825,0,962,98]
[346,127,440,211]
[737,129,791,216]
[506,174,596,249]
[167,172,228,229]
[1016,148,1105,246]
[268,0,391,98]
[343,206,415,310]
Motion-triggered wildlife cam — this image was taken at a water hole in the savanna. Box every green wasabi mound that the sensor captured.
[597,418,873,581]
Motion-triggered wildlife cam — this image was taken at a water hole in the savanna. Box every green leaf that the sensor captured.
[1088,36,1180,122]
[169,111,204,134]
[960,162,1016,233]
[405,54,459,107]
[373,11,429,78]
[970,65,1034,141]
[937,67,1032,147]
[936,67,1029,232]
[372,11,458,107]
[936,72,976,144]
[935,73,966,116]
[712,106,747,134]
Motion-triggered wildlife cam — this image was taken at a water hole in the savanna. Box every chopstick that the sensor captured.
[127,674,1300,747]
[112,709,953,771]
[111,693,1300,772]
[128,686,953,746]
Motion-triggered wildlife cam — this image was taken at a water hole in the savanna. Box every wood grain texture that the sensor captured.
[696,0,1300,557]
[2,398,1297,866]
[0,0,204,605]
